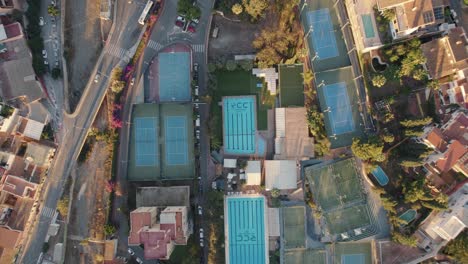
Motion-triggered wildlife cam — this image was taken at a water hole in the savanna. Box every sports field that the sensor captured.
[279,64,305,107]
[158,52,191,102]
[332,242,373,264]
[305,159,363,211]
[325,204,371,234]
[282,206,306,249]
[315,67,364,148]
[128,104,160,181]
[128,104,195,181]
[284,249,327,264]
[160,104,195,179]
[301,0,350,72]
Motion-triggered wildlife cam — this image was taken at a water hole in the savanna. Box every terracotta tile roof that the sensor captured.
[3,22,22,40]
[377,0,413,9]
[0,226,21,262]
[403,0,435,29]
[443,112,468,145]
[426,127,448,152]
[436,140,467,173]
[422,27,468,79]
[0,175,37,198]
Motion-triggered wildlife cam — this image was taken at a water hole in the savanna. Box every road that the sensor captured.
[112,0,215,262]
[19,1,148,263]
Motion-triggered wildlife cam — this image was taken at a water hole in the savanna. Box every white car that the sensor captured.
[199,228,204,238]
[200,238,204,247]
[194,86,199,96]
[198,205,202,215]
[127,248,135,256]
[94,74,100,83]
[42,50,47,58]
[130,77,135,86]
[136,258,143,264]
[39,17,45,26]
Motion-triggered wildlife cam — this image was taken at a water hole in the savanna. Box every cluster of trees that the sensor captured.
[396,142,433,168]
[206,191,225,264]
[207,59,253,73]
[25,0,46,75]
[382,39,428,81]
[253,0,301,68]
[306,106,330,157]
[177,0,201,21]
[110,67,126,94]
[47,4,59,16]
[442,231,468,262]
[351,136,385,163]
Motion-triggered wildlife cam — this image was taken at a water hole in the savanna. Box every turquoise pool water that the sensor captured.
[361,14,375,38]
[223,96,257,155]
[399,209,417,224]
[226,196,266,264]
[371,166,389,186]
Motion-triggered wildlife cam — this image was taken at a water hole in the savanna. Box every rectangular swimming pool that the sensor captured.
[223,96,257,155]
[361,14,375,38]
[225,196,267,264]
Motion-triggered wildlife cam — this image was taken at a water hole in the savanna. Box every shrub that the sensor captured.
[372,74,387,87]
[231,3,243,15]
[51,67,61,79]
[225,60,237,71]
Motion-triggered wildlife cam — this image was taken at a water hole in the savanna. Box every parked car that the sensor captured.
[130,77,135,86]
[44,60,49,66]
[193,62,199,72]
[199,228,204,238]
[198,205,202,215]
[127,248,135,256]
[42,50,47,58]
[94,74,100,83]
[194,86,199,96]
[200,238,204,247]
[187,22,196,33]
[39,17,45,26]
[136,258,144,264]
[175,16,186,28]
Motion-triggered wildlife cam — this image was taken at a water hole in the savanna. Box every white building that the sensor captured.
[264,160,298,190]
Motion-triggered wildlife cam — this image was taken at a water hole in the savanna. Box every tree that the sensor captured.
[177,0,201,21]
[242,0,268,20]
[400,160,424,167]
[51,67,61,79]
[111,67,123,81]
[207,63,217,73]
[404,129,424,137]
[94,254,104,263]
[382,133,395,143]
[47,5,59,16]
[231,3,243,15]
[403,179,432,203]
[372,74,387,87]
[57,196,69,217]
[225,60,237,71]
[302,70,314,85]
[427,80,439,90]
[351,137,385,162]
[413,68,428,81]
[111,80,125,93]
[391,231,418,247]
[271,188,280,198]
[442,231,468,263]
[104,224,117,235]
[400,117,432,127]
[238,59,253,71]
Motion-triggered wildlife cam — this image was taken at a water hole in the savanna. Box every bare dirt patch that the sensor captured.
[64,0,103,112]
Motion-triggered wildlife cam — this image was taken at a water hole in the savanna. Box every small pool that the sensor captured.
[399,209,417,224]
[361,14,375,38]
[371,166,389,186]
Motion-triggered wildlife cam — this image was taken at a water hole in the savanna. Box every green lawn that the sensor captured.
[214,70,275,131]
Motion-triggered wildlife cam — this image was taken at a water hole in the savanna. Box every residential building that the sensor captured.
[418,111,468,177]
[421,27,468,82]
[344,0,383,51]
[128,206,189,260]
[376,0,436,40]
[0,174,37,199]
[0,226,21,263]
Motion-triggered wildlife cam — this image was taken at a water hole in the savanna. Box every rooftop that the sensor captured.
[0,226,21,263]
[377,0,413,9]
[1,57,43,103]
[402,0,435,29]
[1,174,37,198]
[264,160,298,190]
[426,127,447,152]
[435,140,466,173]
[136,186,190,208]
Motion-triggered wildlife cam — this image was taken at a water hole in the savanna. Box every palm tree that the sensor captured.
[48,5,59,17]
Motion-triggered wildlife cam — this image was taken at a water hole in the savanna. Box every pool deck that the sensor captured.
[344,0,382,51]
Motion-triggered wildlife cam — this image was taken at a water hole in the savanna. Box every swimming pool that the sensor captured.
[371,166,389,186]
[361,14,375,38]
[399,209,417,224]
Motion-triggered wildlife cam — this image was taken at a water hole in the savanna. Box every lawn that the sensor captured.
[210,69,275,145]
[165,235,199,264]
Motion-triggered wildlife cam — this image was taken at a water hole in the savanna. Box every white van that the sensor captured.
[196,118,200,127]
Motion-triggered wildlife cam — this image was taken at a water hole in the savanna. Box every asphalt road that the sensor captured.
[112,0,215,263]
[19,1,148,263]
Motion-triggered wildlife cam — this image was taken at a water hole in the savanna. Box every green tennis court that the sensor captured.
[333,242,372,264]
[282,206,306,249]
[324,204,371,234]
[284,249,327,264]
[279,64,305,107]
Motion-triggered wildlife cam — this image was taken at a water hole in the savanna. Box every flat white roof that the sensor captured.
[224,158,237,168]
[265,160,297,190]
[23,118,45,140]
[246,160,261,185]
[268,208,280,237]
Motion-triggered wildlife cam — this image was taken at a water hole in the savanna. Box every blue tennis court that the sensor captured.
[135,117,158,166]
[223,96,257,155]
[226,196,267,264]
[361,14,375,38]
[158,52,191,102]
[306,8,339,60]
[342,254,365,264]
[323,82,355,135]
[164,116,188,165]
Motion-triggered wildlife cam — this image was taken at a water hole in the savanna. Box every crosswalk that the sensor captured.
[147,40,163,52]
[41,206,56,218]
[192,44,204,53]
[106,44,127,59]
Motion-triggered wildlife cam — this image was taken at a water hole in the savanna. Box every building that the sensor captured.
[421,27,468,81]
[0,175,37,198]
[104,239,117,263]
[224,194,269,264]
[274,107,314,160]
[0,226,21,263]
[376,0,436,40]
[418,111,468,177]
[264,160,298,190]
[128,206,189,260]
[100,0,111,20]
[135,186,190,208]
[245,160,261,186]
[252,68,278,95]
[344,0,383,51]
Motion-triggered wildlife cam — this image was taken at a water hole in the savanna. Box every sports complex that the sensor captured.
[304,158,379,240]
[146,44,192,103]
[282,206,306,249]
[127,103,195,181]
[301,0,365,148]
[224,195,268,264]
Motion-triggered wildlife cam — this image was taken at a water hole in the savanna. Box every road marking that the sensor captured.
[106,44,127,59]
[41,206,56,218]
[147,40,163,51]
[192,44,204,53]
[78,182,87,200]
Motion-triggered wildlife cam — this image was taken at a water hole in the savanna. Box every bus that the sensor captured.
[138,0,153,25]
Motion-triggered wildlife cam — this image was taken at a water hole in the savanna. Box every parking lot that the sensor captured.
[40,0,61,72]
